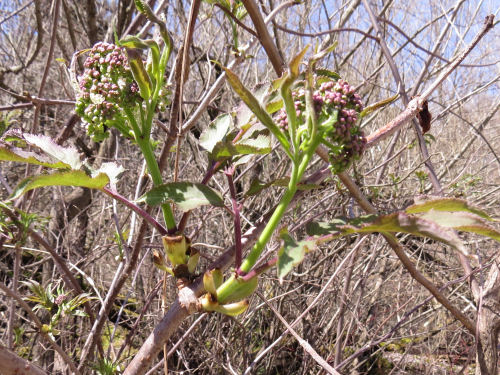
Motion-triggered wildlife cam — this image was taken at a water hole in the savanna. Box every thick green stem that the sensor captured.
[239,144,316,274]
[137,137,176,231]
[239,174,297,273]
[124,106,176,231]
[217,144,317,303]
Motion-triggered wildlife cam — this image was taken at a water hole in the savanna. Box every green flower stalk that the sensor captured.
[239,74,365,275]
[74,35,176,231]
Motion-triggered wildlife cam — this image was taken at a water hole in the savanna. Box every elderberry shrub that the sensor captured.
[276,78,366,174]
[75,42,141,142]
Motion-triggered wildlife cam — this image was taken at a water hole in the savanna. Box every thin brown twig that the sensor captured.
[0,205,92,312]
[334,260,493,370]
[256,291,342,375]
[336,170,476,335]
[274,23,380,42]
[0,0,43,75]
[361,0,443,194]
[78,214,152,368]
[241,0,284,76]
[144,313,208,375]
[213,3,257,37]
[243,238,368,374]
[31,0,61,141]
[374,0,463,186]
[0,0,34,26]
[174,0,202,183]
[365,13,495,150]
[420,15,495,100]
[116,280,162,360]
[378,17,497,68]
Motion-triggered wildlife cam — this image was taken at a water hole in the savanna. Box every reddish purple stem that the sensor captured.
[224,167,243,271]
[102,186,168,236]
[241,256,277,281]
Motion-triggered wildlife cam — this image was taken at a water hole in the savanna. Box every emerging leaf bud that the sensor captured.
[203,270,219,298]
[187,248,200,274]
[216,274,258,305]
[152,249,173,275]
[162,234,190,267]
[200,294,250,317]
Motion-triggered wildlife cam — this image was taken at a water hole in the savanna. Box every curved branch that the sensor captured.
[0,344,47,375]
[336,170,476,335]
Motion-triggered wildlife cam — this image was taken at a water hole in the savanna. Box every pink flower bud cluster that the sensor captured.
[275,78,366,173]
[54,294,67,305]
[75,42,141,141]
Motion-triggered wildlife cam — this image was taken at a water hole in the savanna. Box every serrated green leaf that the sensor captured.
[118,35,150,50]
[266,98,283,114]
[24,134,82,169]
[321,109,339,129]
[277,230,316,280]
[138,182,224,211]
[200,114,233,153]
[314,69,341,81]
[134,0,148,14]
[10,170,110,200]
[307,213,470,257]
[145,40,160,75]
[234,4,247,20]
[458,226,500,241]
[223,67,290,152]
[212,128,271,158]
[232,154,253,167]
[235,132,271,152]
[406,197,493,221]
[245,178,275,197]
[1,133,82,169]
[417,211,500,241]
[0,144,69,169]
[310,42,337,64]
[71,310,88,317]
[306,218,359,236]
[235,83,271,128]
